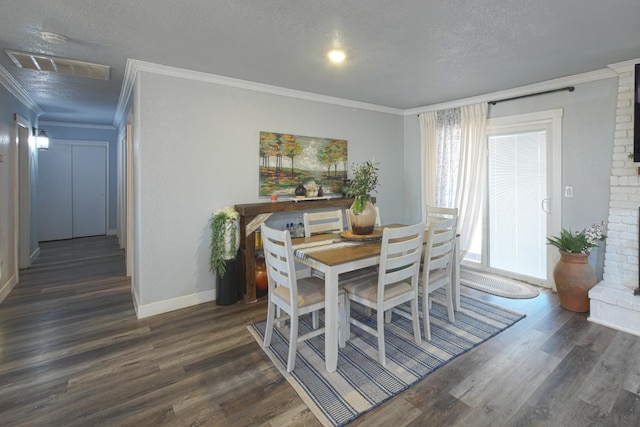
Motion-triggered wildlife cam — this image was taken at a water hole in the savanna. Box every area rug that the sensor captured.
[247,291,525,426]
[460,267,540,299]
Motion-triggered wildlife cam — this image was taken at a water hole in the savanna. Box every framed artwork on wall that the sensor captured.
[259,131,348,196]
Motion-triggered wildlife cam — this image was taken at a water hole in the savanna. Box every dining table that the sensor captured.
[292,224,461,373]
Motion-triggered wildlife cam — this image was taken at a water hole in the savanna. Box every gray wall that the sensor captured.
[41,124,118,232]
[403,77,617,231]
[0,84,37,296]
[132,71,404,307]
[402,77,618,281]
[487,78,617,230]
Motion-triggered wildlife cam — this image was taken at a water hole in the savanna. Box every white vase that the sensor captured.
[223,219,240,260]
[348,196,376,235]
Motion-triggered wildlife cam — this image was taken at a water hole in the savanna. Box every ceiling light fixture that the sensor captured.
[32,127,49,150]
[40,31,68,44]
[327,49,346,64]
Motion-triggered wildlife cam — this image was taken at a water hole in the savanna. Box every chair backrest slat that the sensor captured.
[261,224,298,302]
[303,210,344,237]
[424,206,458,279]
[379,223,425,293]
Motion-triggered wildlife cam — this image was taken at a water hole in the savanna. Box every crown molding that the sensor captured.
[114,59,404,126]
[608,57,640,74]
[0,64,43,115]
[404,67,618,115]
[115,57,639,124]
[39,120,115,130]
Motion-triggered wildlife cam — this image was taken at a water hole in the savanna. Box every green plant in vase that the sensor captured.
[209,206,240,278]
[345,160,380,234]
[546,222,606,254]
[546,222,606,312]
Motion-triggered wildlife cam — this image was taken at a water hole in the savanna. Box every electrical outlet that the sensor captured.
[564,186,573,198]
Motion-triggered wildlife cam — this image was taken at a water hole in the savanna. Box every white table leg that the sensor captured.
[324,268,339,373]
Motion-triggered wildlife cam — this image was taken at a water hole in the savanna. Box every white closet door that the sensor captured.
[38,144,73,241]
[72,145,107,237]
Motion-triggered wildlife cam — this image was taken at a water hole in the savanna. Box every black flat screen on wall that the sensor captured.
[634,64,640,162]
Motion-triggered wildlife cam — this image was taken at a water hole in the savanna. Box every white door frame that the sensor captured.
[15,114,31,272]
[117,130,125,249]
[126,121,133,277]
[482,109,563,288]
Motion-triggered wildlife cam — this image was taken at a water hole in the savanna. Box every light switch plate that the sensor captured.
[564,186,573,198]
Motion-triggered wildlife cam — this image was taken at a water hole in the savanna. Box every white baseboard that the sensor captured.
[30,246,40,265]
[132,287,217,319]
[0,274,17,304]
[107,229,117,236]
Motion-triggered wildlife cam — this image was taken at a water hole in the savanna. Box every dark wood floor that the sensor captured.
[1,236,639,426]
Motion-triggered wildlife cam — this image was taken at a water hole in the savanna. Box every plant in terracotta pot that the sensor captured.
[546,222,606,312]
[345,160,379,235]
[209,206,240,305]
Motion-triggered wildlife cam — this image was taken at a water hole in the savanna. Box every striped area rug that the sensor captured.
[247,291,525,426]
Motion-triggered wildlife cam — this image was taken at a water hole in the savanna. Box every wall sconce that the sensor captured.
[32,127,49,150]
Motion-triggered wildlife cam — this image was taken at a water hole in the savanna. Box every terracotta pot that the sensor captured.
[553,250,596,312]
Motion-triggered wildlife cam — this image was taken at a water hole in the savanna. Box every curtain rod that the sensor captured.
[415,85,576,116]
[489,86,575,105]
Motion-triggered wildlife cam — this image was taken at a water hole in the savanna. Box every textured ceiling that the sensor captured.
[1,0,639,126]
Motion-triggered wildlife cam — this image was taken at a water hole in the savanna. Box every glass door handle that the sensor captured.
[541,198,551,214]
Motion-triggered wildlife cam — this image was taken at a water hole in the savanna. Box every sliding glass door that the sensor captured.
[466,110,562,287]
[488,130,547,279]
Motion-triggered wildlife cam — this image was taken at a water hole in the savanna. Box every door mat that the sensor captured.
[460,268,540,299]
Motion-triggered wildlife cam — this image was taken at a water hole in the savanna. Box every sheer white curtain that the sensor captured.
[455,103,488,255]
[419,111,437,220]
[419,103,487,255]
[419,108,460,216]
[435,109,461,208]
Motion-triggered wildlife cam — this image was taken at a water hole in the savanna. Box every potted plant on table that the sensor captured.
[209,206,240,305]
[546,222,606,312]
[345,159,380,235]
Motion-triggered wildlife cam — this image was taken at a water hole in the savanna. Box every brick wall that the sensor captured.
[603,63,638,288]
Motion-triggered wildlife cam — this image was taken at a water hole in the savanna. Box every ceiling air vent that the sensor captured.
[5,50,110,81]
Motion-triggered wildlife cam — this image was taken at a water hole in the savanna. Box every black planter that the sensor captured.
[216,259,239,305]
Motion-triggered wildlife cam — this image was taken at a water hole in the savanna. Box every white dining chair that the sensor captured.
[342,222,424,366]
[303,210,344,237]
[422,206,458,340]
[427,205,457,223]
[261,223,344,372]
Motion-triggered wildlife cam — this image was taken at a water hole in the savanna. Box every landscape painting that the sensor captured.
[259,131,348,197]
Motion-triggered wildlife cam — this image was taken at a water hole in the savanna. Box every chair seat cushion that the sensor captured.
[425,268,448,283]
[273,276,326,308]
[343,276,412,303]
